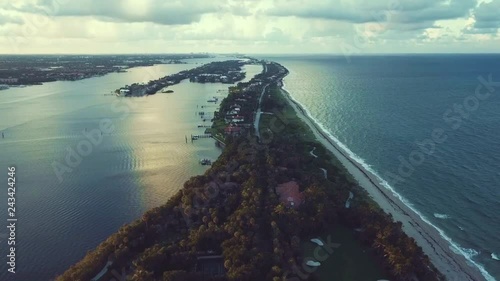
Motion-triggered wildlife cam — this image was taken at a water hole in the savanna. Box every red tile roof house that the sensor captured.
[275,181,304,208]
[224,124,242,136]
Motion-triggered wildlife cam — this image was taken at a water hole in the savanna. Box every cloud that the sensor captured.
[0,0,499,54]
[0,10,24,25]
[4,0,221,25]
[465,0,500,34]
[264,27,290,42]
[265,0,477,29]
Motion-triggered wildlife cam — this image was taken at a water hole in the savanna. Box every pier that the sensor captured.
[191,134,213,141]
[212,135,226,148]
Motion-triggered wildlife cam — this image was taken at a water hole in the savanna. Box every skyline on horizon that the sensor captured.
[0,0,499,54]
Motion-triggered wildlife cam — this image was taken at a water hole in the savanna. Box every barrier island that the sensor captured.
[57,60,450,281]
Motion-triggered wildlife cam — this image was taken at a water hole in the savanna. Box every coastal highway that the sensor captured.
[254,63,268,140]
[254,83,269,140]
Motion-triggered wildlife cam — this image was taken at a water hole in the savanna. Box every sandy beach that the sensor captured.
[280,87,489,281]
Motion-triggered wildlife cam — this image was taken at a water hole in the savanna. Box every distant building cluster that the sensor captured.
[116,60,247,97]
[0,78,18,84]
[0,54,210,86]
[190,71,244,84]
[220,85,260,137]
[218,61,287,138]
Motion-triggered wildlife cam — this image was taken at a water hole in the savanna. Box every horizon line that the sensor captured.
[1,52,500,56]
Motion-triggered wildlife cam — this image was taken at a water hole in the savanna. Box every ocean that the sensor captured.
[0,57,262,280]
[1,54,498,280]
[264,54,500,280]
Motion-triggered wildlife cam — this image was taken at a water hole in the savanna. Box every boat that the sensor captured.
[161,88,174,93]
[200,159,212,165]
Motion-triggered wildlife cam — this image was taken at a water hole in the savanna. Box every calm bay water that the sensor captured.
[266,54,500,280]
[1,54,498,280]
[0,58,262,280]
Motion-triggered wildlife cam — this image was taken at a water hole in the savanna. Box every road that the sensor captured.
[254,83,269,140]
[254,63,269,140]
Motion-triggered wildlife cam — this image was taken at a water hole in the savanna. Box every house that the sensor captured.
[231,115,245,123]
[0,78,18,84]
[119,88,130,95]
[227,109,239,115]
[224,113,245,124]
[224,124,242,136]
[230,104,242,110]
[275,181,304,208]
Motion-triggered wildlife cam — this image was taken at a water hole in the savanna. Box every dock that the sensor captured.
[191,134,213,141]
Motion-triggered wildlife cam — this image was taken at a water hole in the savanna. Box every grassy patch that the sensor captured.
[260,86,317,143]
[301,226,389,281]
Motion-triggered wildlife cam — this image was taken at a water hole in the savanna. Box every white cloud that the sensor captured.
[0,0,498,54]
[4,0,221,25]
[0,8,24,25]
[464,0,500,34]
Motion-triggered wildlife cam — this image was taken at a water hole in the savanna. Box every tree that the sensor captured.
[131,269,153,281]
[163,270,188,281]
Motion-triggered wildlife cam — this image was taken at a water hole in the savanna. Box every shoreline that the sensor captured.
[0,67,227,280]
[278,85,490,281]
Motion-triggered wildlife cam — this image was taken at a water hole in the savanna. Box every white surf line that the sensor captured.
[279,84,491,281]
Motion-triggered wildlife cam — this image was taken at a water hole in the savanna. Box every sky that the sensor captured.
[0,0,499,54]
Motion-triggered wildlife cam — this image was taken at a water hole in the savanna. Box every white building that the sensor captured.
[119,88,130,95]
